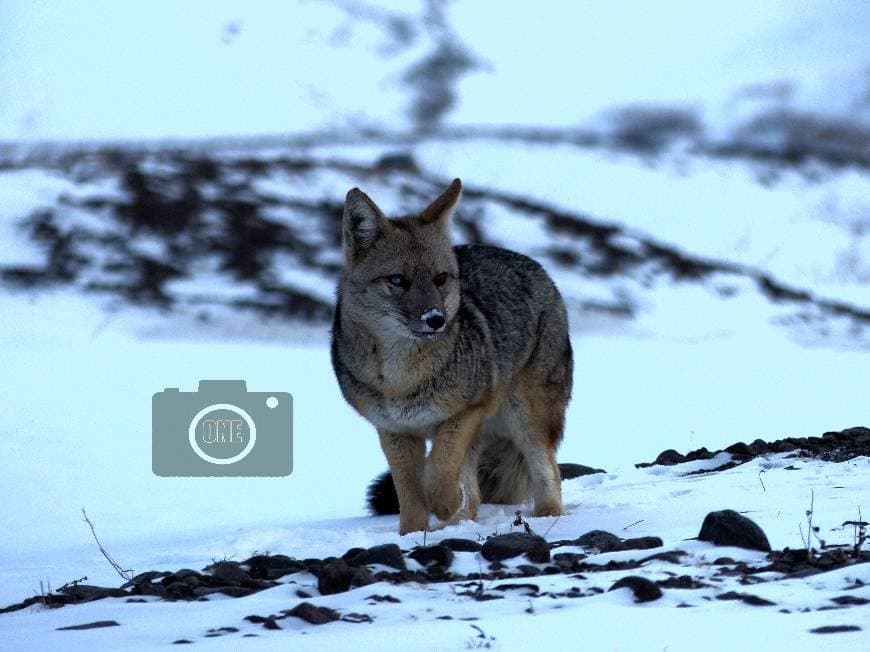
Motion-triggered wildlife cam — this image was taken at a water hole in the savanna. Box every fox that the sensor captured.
[331,178,573,534]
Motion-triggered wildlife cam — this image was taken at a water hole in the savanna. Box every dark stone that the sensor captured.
[716,591,776,606]
[318,559,375,595]
[244,554,303,580]
[657,575,709,589]
[622,536,663,551]
[831,595,869,606]
[166,569,200,583]
[57,620,120,631]
[409,544,454,569]
[342,548,366,563]
[810,625,862,634]
[481,533,550,563]
[749,439,769,454]
[164,582,194,599]
[516,564,541,577]
[725,442,752,456]
[685,447,714,461]
[351,544,407,571]
[205,561,252,586]
[302,558,324,574]
[285,602,341,625]
[553,552,587,569]
[125,571,170,587]
[574,530,625,552]
[653,449,686,465]
[639,550,687,565]
[57,584,128,601]
[698,509,771,552]
[558,463,606,479]
[609,576,663,602]
[366,594,400,603]
[439,538,483,552]
[192,586,255,598]
[713,557,736,565]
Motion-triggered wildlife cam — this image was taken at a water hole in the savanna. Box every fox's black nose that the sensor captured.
[421,308,446,332]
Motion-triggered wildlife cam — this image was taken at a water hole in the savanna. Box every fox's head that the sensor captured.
[339,179,462,342]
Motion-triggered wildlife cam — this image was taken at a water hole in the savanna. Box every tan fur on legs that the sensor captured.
[517,370,568,517]
[424,400,493,521]
[378,431,429,534]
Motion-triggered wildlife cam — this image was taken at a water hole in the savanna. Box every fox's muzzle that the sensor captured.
[419,307,446,334]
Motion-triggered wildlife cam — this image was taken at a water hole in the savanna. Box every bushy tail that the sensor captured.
[366,441,602,515]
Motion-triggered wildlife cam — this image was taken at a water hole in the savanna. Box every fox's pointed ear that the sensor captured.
[343,187,388,255]
[420,178,462,229]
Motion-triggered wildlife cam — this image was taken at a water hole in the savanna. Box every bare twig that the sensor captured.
[622,519,644,531]
[543,514,562,538]
[81,508,133,581]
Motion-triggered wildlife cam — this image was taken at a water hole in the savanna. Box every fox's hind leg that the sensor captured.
[516,335,573,517]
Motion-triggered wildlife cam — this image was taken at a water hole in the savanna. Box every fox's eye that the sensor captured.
[433,272,449,287]
[388,274,408,289]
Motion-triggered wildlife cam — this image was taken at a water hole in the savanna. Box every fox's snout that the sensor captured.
[419,307,446,333]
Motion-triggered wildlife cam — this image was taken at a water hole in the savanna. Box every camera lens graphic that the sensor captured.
[188,403,257,465]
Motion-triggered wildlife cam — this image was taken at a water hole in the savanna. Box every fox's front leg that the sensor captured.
[425,405,488,522]
[378,430,429,534]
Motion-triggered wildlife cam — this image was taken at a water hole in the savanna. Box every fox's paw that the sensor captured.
[423,462,463,521]
[426,480,462,522]
[398,502,430,535]
[532,498,563,518]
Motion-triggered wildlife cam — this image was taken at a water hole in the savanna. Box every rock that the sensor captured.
[57,620,121,631]
[57,584,128,601]
[716,591,776,607]
[724,442,752,456]
[244,554,303,580]
[481,533,550,563]
[124,571,170,588]
[205,561,252,586]
[342,547,366,563]
[685,447,714,461]
[810,625,862,634]
[409,544,454,568]
[439,538,483,552]
[609,576,663,602]
[351,544,407,571]
[639,550,686,565]
[318,560,374,595]
[698,509,771,552]
[622,536,663,551]
[653,449,686,465]
[515,564,541,577]
[285,602,340,625]
[192,586,255,598]
[552,552,587,569]
[574,530,625,552]
[558,463,606,479]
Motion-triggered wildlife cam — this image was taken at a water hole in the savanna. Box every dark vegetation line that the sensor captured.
[0,150,867,334]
